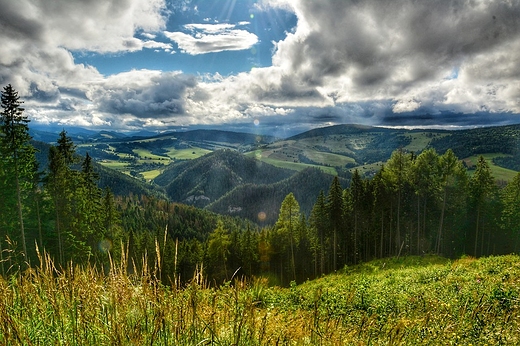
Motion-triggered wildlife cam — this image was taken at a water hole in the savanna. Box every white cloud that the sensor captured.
[164,23,258,55]
[2,0,520,131]
[393,98,422,113]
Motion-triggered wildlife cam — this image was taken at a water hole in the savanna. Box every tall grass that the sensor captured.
[0,253,519,345]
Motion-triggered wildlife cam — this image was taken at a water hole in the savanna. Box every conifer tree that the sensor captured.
[78,153,103,254]
[349,170,364,263]
[327,176,344,271]
[0,85,37,264]
[207,219,231,281]
[275,193,300,281]
[411,148,441,254]
[469,156,496,257]
[501,172,520,253]
[309,190,327,275]
[46,130,80,264]
[383,148,412,255]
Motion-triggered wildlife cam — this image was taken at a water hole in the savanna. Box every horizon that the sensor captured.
[2,0,520,134]
[29,121,515,142]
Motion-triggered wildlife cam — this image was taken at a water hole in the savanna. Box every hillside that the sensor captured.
[249,123,520,180]
[206,167,339,224]
[155,150,295,208]
[36,124,520,183]
[2,254,519,345]
[33,140,166,198]
[248,124,444,175]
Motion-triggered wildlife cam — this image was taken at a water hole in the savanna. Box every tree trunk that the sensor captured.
[474,207,480,257]
[437,187,447,254]
[15,168,27,265]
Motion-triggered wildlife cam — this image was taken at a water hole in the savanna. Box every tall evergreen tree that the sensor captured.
[46,130,80,264]
[310,190,327,275]
[469,156,496,257]
[411,149,441,254]
[207,219,231,281]
[436,149,467,254]
[0,85,38,264]
[327,176,344,271]
[349,169,364,263]
[501,172,520,253]
[275,193,300,281]
[78,153,103,255]
[383,148,412,255]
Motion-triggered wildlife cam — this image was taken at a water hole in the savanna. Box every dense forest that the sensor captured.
[1,85,520,287]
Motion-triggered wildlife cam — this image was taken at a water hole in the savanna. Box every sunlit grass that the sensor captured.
[141,169,162,180]
[99,161,128,170]
[165,148,211,160]
[0,253,518,344]
[132,149,169,161]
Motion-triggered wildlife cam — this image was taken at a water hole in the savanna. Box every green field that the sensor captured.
[132,148,170,161]
[464,153,518,182]
[2,254,519,345]
[246,151,338,175]
[99,161,128,170]
[165,147,211,160]
[141,169,162,180]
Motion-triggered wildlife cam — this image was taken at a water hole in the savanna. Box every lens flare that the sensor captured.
[258,211,267,222]
[98,239,112,253]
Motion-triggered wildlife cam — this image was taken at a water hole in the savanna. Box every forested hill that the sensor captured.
[154,150,295,207]
[206,167,339,225]
[171,129,277,148]
[428,124,520,170]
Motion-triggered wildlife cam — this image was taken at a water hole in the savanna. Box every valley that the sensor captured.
[41,123,520,185]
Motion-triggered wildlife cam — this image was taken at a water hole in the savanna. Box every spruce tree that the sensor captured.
[46,130,80,264]
[327,176,344,271]
[0,85,38,264]
[275,193,300,281]
[469,156,496,257]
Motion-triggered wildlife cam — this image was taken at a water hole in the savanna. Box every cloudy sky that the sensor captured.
[1,0,520,136]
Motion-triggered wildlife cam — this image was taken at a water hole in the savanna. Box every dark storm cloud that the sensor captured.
[284,0,520,89]
[0,1,44,41]
[95,72,197,118]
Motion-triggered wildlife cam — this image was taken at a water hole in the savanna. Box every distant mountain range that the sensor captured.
[31,123,520,224]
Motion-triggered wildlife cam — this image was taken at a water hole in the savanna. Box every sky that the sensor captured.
[1,0,520,137]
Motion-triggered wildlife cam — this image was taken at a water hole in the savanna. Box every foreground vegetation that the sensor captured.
[1,254,518,345]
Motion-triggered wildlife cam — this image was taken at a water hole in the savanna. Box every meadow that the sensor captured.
[1,253,518,345]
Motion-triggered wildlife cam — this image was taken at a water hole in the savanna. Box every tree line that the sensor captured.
[0,85,122,273]
[1,84,520,287]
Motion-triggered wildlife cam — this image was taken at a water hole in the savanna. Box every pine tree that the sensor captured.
[469,156,496,257]
[383,148,412,255]
[45,130,80,264]
[436,149,466,254]
[275,193,300,281]
[349,170,364,263]
[327,176,344,271]
[78,153,103,255]
[310,190,327,275]
[0,85,38,264]
[501,172,520,253]
[207,219,231,281]
[410,148,441,254]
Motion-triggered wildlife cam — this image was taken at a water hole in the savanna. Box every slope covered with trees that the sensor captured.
[155,150,295,207]
[206,167,339,225]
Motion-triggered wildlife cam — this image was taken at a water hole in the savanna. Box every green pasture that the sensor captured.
[464,153,518,182]
[141,169,163,181]
[166,147,211,160]
[246,151,338,175]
